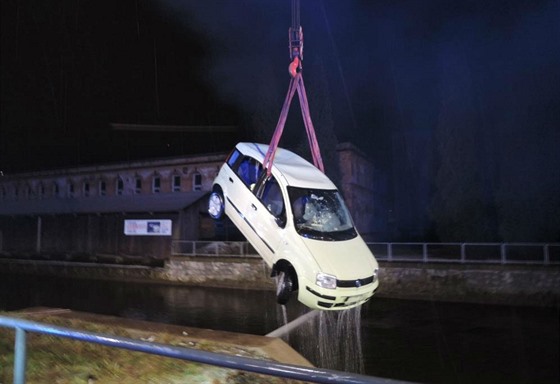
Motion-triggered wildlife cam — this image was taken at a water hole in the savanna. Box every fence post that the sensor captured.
[500,243,507,264]
[14,327,27,384]
[544,244,549,265]
[460,243,466,263]
[422,243,428,262]
[387,243,392,262]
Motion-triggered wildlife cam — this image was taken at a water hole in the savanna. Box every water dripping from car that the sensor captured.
[282,306,365,374]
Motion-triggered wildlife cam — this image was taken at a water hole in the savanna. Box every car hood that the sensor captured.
[300,236,377,280]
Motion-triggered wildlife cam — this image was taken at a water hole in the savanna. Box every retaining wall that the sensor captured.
[1,257,558,307]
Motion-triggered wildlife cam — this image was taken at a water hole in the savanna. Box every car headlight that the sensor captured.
[316,272,337,289]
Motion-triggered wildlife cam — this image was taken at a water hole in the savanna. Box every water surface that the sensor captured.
[1,273,558,383]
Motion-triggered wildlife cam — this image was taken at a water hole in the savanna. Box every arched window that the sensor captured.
[152,174,161,193]
[99,180,107,196]
[135,176,142,194]
[193,172,202,191]
[172,174,181,192]
[52,182,60,197]
[38,183,45,198]
[116,177,124,195]
[83,181,90,197]
[67,181,75,197]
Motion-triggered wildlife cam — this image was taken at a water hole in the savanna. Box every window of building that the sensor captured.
[99,180,106,196]
[39,183,45,198]
[135,176,142,194]
[193,172,202,191]
[172,175,181,192]
[116,178,124,195]
[52,183,59,197]
[83,181,90,197]
[152,175,161,193]
[67,182,75,197]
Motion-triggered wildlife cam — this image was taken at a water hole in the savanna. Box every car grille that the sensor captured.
[336,275,374,288]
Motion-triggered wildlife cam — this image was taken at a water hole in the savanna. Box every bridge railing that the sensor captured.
[171,240,559,266]
[0,315,411,384]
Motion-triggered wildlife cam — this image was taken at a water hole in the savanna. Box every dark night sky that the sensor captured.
[1,0,559,241]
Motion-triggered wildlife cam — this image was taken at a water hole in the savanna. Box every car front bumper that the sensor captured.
[298,279,379,310]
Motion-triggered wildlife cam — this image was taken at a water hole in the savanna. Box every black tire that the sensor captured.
[276,271,294,305]
[208,189,225,220]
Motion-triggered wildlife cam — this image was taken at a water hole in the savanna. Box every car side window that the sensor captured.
[259,176,286,227]
[236,156,262,189]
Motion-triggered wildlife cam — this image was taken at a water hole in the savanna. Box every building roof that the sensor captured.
[0,191,208,216]
[0,153,227,180]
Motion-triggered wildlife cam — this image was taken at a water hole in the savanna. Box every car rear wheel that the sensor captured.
[208,190,225,220]
[276,271,294,305]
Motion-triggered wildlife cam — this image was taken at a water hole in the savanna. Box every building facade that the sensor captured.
[336,142,378,241]
[0,152,227,257]
[0,144,377,258]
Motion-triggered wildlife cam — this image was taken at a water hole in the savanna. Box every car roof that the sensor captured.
[236,142,337,190]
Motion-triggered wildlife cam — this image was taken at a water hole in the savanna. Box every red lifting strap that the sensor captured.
[263,71,324,176]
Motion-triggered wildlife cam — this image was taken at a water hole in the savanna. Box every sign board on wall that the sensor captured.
[124,220,172,236]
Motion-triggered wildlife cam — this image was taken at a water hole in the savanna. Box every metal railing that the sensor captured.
[171,240,560,266]
[368,242,559,265]
[171,240,260,258]
[0,315,412,384]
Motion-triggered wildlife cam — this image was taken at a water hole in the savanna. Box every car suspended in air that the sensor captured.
[208,142,379,310]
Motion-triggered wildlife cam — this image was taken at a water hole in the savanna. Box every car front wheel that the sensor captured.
[208,190,225,220]
[276,271,294,305]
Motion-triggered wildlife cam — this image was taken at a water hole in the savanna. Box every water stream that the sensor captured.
[282,306,365,373]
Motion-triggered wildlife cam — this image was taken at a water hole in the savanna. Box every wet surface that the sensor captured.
[1,272,558,383]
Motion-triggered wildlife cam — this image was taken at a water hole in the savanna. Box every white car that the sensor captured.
[208,142,379,310]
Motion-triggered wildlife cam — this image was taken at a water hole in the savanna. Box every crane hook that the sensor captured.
[289,56,301,78]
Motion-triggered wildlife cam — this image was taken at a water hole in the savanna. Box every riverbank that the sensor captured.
[0,256,558,307]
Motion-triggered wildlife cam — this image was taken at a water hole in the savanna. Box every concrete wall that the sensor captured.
[1,257,558,307]
[378,262,560,306]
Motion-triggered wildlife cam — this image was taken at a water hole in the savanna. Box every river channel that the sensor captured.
[1,272,558,383]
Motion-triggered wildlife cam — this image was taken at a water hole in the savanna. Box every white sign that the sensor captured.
[124,219,172,236]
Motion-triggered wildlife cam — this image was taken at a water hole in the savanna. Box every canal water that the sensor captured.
[1,273,558,383]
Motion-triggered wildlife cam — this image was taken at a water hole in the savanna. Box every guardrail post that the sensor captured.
[422,243,428,262]
[460,243,466,263]
[14,327,27,384]
[500,243,506,264]
[544,244,549,265]
[387,243,392,262]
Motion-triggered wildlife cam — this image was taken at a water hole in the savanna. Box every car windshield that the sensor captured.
[288,187,357,241]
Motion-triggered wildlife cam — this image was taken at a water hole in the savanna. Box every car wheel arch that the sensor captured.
[271,259,299,291]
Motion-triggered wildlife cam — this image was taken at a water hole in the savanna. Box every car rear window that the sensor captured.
[227,149,241,167]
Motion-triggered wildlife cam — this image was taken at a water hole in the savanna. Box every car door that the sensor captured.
[221,154,268,247]
[222,154,258,224]
[243,173,287,264]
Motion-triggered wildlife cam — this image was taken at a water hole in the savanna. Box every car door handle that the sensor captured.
[229,177,233,183]
[251,203,257,211]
